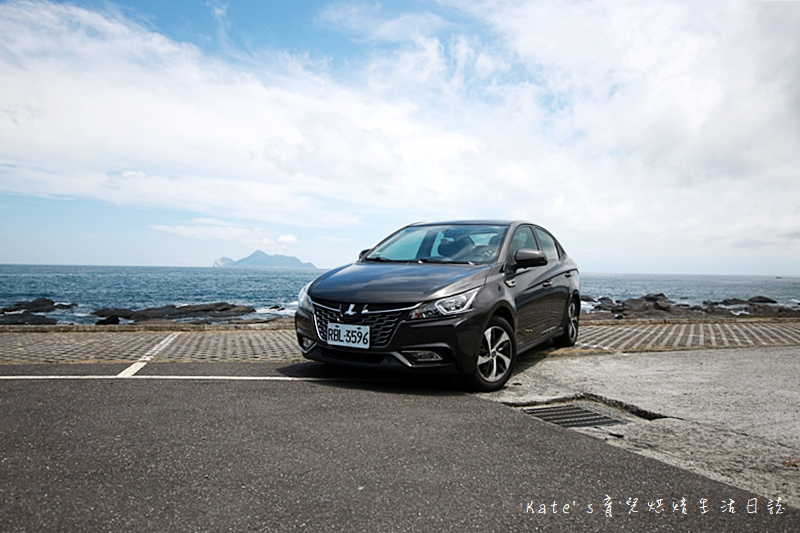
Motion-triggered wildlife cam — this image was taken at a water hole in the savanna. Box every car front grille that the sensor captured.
[312,300,414,349]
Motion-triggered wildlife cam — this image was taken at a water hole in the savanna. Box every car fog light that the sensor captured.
[404,350,443,362]
[300,337,316,350]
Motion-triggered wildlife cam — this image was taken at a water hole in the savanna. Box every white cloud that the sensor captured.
[151,219,299,252]
[1,0,799,273]
[319,3,448,43]
[277,234,298,244]
[0,1,488,227]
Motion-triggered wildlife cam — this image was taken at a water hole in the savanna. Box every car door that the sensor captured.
[505,225,552,347]
[534,226,571,332]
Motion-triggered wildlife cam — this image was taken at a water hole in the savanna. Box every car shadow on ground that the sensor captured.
[275,341,562,396]
[513,341,564,374]
[276,360,467,396]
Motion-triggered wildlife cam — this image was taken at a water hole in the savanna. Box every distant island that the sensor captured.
[213,250,316,269]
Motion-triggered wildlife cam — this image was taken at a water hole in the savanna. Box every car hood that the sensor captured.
[309,262,492,304]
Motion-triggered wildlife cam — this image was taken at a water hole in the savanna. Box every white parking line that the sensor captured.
[116,332,180,378]
[0,375,327,381]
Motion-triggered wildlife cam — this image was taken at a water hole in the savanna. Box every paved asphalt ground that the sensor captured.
[1,319,798,532]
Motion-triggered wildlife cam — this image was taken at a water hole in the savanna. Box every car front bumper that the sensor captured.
[294,306,484,376]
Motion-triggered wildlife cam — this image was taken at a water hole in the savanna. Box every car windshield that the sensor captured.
[364,224,508,264]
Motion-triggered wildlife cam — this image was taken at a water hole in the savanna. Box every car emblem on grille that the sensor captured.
[342,303,369,316]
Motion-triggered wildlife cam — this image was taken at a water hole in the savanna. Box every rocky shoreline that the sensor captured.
[582,293,800,320]
[0,298,281,326]
[0,298,78,325]
[3,293,800,326]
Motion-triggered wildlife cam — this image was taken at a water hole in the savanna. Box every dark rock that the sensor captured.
[94,308,135,319]
[581,295,597,303]
[2,298,78,314]
[721,298,748,306]
[585,291,800,320]
[141,302,257,320]
[4,298,51,313]
[0,312,58,325]
[743,303,800,317]
[748,296,777,304]
[3,298,54,312]
[96,315,120,325]
[131,305,180,321]
[653,300,672,311]
[590,297,619,313]
[622,298,647,312]
[92,302,257,323]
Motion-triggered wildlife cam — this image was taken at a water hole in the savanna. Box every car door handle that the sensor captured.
[543,280,552,288]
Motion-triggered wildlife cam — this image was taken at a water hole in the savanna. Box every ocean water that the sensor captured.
[1,265,799,324]
[580,273,800,311]
[0,265,325,325]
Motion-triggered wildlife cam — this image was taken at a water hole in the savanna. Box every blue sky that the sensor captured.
[2,0,800,274]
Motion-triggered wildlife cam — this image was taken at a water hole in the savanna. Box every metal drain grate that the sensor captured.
[522,404,626,428]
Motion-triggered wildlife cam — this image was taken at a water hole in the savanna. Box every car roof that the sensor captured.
[407,220,525,227]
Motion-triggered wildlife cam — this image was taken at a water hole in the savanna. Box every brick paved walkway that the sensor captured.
[0,329,303,364]
[578,320,800,352]
[1,320,799,365]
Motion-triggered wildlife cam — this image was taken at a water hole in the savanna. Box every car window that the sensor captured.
[535,228,560,262]
[367,227,427,260]
[366,225,507,263]
[510,226,537,256]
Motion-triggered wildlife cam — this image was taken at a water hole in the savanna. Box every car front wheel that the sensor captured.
[466,316,517,392]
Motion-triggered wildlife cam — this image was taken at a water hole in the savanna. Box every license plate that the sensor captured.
[327,323,370,349]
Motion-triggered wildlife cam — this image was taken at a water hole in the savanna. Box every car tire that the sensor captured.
[553,297,580,347]
[466,316,517,392]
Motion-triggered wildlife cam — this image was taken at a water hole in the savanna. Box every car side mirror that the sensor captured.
[513,249,547,270]
[358,249,370,260]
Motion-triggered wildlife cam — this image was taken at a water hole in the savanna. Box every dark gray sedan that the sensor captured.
[295,220,580,391]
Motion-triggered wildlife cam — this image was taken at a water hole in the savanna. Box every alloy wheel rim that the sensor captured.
[567,301,578,342]
[477,325,512,382]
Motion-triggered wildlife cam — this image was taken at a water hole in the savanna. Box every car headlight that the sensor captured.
[298,282,313,312]
[409,288,480,320]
